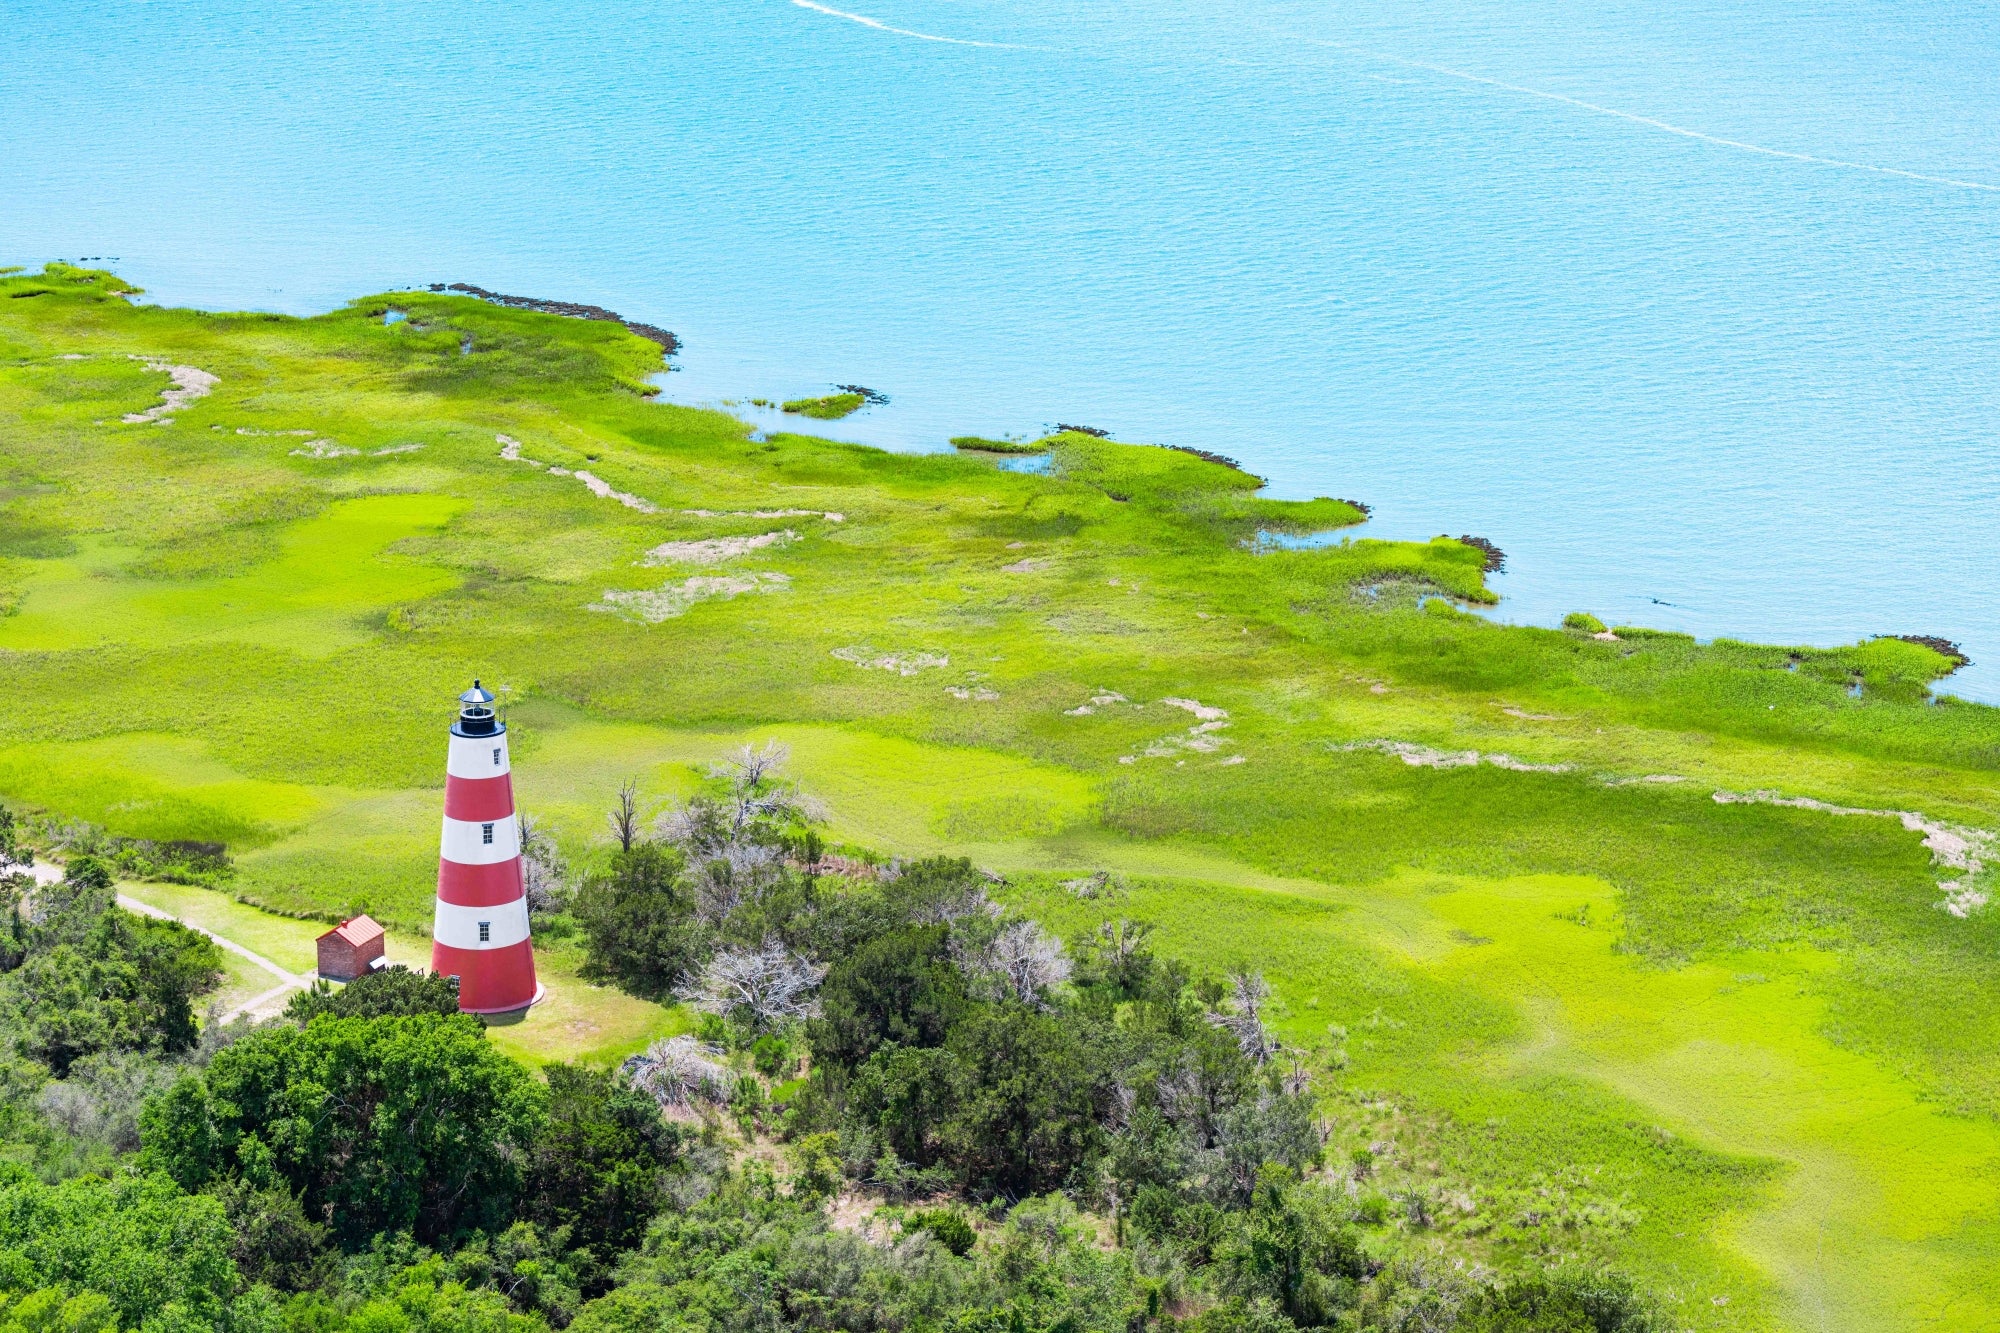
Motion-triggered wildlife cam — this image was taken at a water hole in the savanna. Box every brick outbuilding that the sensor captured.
[317,914,387,981]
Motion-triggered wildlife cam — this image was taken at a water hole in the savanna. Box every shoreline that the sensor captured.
[38,259,1993,700]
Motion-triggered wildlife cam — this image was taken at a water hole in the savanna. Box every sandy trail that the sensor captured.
[1339,738,1571,774]
[1714,789,1993,916]
[682,507,845,523]
[592,572,790,623]
[497,434,659,511]
[122,356,217,423]
[643,530,795,566]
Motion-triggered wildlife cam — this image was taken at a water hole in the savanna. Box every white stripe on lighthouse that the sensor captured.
[446,733,512,779]
[438,814,522,864]
[433,897,531,950]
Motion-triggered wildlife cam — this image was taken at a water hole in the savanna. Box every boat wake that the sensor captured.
[789,0,1027,49]
[1321,40,2000,193]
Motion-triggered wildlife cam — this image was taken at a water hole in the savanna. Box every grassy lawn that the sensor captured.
[120,879,681,1067]
[4,263,1998,1330]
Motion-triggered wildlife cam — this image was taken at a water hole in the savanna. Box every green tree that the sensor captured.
[104,911,223,1054]
[140,1014,545,1246]
[0,908,220,1072]
[0,1169,239,1329]
[808,924,966,1072]
[287,965,461,1022]
[523,1064,683,1277]
[939,1005,1114,1198]
[572,844,706,1000]
[213,1179,335,1293]
[1220,1170,1367,1327]
[850,1042,960,1167]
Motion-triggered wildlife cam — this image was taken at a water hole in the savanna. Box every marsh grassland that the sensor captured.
[3,265,1998,1330]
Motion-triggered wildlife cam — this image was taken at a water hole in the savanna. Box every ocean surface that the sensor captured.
[6,0,1997,697]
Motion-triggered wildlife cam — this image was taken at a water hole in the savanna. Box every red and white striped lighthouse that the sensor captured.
[433,681,542,1014]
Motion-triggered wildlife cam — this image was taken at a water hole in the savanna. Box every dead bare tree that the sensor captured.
[654,743,825,922]
[622,1036,736,1113]
[678,939,828,1030]
[1208,969,1277,1065]
[518,813,571,912]
[608,778,641,852]
[953,917,1071,1006]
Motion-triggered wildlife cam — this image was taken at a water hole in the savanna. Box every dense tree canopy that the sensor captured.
[142,1014,545,1245]
[0,793,1662,1333]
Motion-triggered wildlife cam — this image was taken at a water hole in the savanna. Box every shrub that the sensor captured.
[573,844,707,1000]
[904,1207,976,1256]
[1564,612,1608,634]
[286,965,460,1022]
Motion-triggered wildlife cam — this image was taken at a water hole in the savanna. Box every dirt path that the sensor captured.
[116,892,313,1020]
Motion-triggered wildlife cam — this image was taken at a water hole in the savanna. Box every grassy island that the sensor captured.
[0,264,1997,1332]
[951,435,1049,454]
[780,391,867,420]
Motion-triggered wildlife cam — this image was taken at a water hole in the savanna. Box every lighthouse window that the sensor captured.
[492,747,502,766]
[478,921,491,942]
[481,822,494,844]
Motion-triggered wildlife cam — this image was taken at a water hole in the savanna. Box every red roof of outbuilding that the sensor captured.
[321,914,385,948]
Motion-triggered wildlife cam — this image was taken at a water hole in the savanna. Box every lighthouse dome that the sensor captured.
[453,679,501,737]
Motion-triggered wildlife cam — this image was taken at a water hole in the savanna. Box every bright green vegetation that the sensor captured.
[1,263,1997,1329]
[1562,612,1608,634]
[950,435,1048,454]
[779,392,866,420]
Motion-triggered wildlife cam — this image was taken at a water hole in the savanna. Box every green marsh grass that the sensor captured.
[2,263,1996,1329]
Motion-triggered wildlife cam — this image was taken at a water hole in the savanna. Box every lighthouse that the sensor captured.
[432,681,542,1013]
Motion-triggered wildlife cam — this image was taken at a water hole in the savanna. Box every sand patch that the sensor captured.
[590,572,789,624]
[946,685,1001,701]
[1120,699,1232,763]
[1338,739,1572,774]
[642,530,796,566]
[1500,705,1567,721]
[1064,690,1130,717]
[237,427,316,437]
[683,507,845,523]
[833,647,949,676]
[286,440,420,460]
[122,357,217,423]
[1002,557,1052,573]
[1713,788,1994,917]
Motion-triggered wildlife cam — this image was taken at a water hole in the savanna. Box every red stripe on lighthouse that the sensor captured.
[445,774,516,821]
[436,858,527,908]
[432,939,540,1014]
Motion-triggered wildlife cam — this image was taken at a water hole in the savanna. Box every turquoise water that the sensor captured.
[7,0,1997,697]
